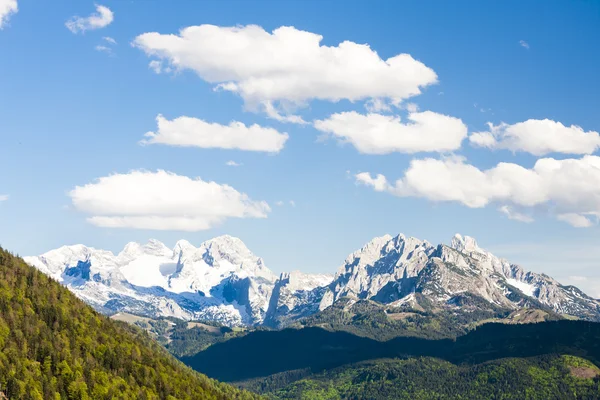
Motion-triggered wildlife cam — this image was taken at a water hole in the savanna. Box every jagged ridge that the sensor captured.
[25,233,600,329]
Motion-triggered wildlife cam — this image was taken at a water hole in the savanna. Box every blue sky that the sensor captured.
[1,1,600,294]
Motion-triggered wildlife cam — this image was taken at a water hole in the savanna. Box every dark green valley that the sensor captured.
[179,320,600,399]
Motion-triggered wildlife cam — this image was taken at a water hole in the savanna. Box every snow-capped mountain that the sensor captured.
[25,233,600,328]
[312,233,600,322]
[26,235,302,326]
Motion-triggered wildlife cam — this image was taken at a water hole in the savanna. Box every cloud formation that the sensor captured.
[314,111,467,154]
[556,213,593,228]
[141,114,289,153]
[356,155,600,227]
[470,119,600,155]
[133,24,437,121]
[498,205,534,223]
[66,4,113,34]
[0,194,8,202]
[69,170,270,231]
[0,0,17,29]
[95,45,113,55]
[226,160,242,167]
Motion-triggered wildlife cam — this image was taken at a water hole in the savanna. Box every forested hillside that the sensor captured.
[184,319,600,383]
[0,247,258,399]
[252,356,600,399]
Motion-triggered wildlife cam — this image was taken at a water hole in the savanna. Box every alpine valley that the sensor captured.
[25,232,600,337]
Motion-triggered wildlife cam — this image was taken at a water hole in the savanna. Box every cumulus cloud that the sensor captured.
[356,155,600,227]
[141,114,289,153]
[133,24,437,121]
[0,0,17,29]
[470,119,600,155]
[0,194,8,201]
[519,40,530,49]
[314,111,467,154]
[102,36,116,44]
[66,4,113,34]
[226,160,242,167]
[356,172,389,192]
[69,170,270,231]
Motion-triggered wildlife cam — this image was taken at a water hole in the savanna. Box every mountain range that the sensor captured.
[25,233,600,328]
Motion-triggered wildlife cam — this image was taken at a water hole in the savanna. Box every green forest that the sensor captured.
[0,247,258,400]
[256,355,600,399]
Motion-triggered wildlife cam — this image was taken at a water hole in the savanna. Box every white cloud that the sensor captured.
[356,155,600,227]
[95,45,113,55]
[519,40,530,49]
[356,172,389,192]
[133,24,437,121]
[365,98,391,113]
[404,103,419,113]
[499,205,534,223]
[66,4,113,34]
[141,114,289,153]
[148,60,165,74]
[262,100,307,124]
[69,170,270,231]
[0,194,8,201]
[0,0,17,29]
[103,36,116,44]
[470,119,600,155]
[556,213,594,228]
[226,160,242,167]
[273,200,295,207]
[314,111,467,154]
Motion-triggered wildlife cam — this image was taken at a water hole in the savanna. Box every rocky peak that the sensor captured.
[172,239,196,258]
[450,233,482,254]
[276,271,333,292]
[199,235,255,265]
[119,239,171,260]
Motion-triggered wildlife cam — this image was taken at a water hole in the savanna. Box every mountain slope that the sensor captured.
[0,247,257,399]
[293,233,600,329]
[183,320,600,383]
[257,356,600,399]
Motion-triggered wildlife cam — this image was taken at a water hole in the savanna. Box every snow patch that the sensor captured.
[506,278,536,297]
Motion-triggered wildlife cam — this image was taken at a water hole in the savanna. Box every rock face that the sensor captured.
[25,233,600,327]
[312,233,600,323]
[264,271,333,327]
